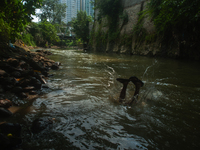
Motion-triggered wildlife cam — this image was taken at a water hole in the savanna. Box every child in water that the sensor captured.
[117,76,144,105]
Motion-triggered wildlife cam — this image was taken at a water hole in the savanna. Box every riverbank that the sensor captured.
[0,42,62,149]
[89,0,200,60]
[0,42,62,113]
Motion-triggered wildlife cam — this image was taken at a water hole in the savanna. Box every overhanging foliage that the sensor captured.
[0,0,42,42]
[148,0,200,58]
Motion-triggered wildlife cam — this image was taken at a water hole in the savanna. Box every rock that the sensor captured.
[33,72,43,82]
[35,50,43,53]
[21,70,34,77]
[29,90,37,95]
[4,85,14,91]
[48,74,54,77]
[0,69,8,77]
[0,85,4,93]
[11,71,21,78]
[44,51,52,55]
[19,92,28,98]
[11,86,23,93]
[0,107,13,117]
[0,63,21,73]
[0,99,12,108]
[0,94,4,99]
[0,133,10,149]
[35,74,46,84]
[0,123,21,137]
[27,58,45,72]
[42,70,48,77]
[19,61,29,69]
[51,63,59,70]
[23,86,35,92]
[7,58,19,67]
[1,77,17,86]
[30,76,42,88]
[55,62,61,66]
[42,84,49,88]
[36,50,52,55]
[0,123,22,149]
[18,78,31,87]
[33,79,42,89]
[46,62,53,67]
[31,118,53,133]
[30,77,37,84]
[40,76,47,84]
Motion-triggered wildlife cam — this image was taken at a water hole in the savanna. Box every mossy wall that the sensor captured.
[89,0,180,58]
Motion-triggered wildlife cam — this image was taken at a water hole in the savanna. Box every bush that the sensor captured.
[29,22,60,47]
[0,0,42,42]
[148,0,200,58]
[21,33,36,47]
[71,11,92,44]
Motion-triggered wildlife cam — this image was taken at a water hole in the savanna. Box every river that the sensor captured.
[8,49,200,149]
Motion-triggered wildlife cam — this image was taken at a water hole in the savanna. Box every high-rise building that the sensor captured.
[80,0,94,17]
[60,0,81,24]
[60,0,94,24]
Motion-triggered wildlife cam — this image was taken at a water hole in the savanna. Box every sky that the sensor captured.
[31,9,41,22]
[32,15,39,22]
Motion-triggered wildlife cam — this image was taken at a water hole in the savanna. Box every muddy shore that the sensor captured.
[0,43,60,149]
[0,42,61,115]
[0,42,61,149]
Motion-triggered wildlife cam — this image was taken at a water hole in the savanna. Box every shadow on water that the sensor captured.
[6,49,200,149]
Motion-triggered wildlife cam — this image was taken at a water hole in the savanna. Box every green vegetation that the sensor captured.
[0,0,42,42]
[132,9,148,50]
[90,0,200,59]
[22,21,60,47]
[95,0,123,42]
[148,0,200,35]
[38,0,67,24]
[71,11,92,44]
[148,0,200,58]
[95,0,122,19]
[21,33,36,47]
[0,0,69,48]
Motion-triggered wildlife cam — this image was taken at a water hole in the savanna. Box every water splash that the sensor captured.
[142,59,158,79]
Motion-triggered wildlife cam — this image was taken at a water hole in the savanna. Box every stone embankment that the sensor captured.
[89,0,179,58]
[0,44,60,149]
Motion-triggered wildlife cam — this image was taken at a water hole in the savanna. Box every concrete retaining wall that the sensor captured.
[121,0,145,8]
[89,0,165,56]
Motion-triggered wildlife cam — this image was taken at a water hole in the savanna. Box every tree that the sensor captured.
[0,0,42,42]
[148,0,200,35]
[93,0,123,42]
[148,0,200,58]
[38,0,67,24]
[95,0,122,18]
[29,21,60,46]
[71,11,92,44]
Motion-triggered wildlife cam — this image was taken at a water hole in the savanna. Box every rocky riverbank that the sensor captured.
[0,43,60,149]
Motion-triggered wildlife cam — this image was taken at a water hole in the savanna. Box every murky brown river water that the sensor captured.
[6,49,200,149]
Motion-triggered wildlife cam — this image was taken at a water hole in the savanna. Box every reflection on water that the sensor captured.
[10,50,200,149]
